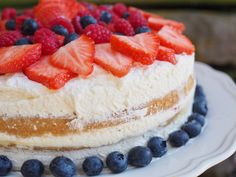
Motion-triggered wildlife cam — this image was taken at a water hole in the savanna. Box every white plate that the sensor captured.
[8,63,236,177]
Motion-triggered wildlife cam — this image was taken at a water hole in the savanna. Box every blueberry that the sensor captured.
[188,113,205,126]
[194,85,206,101]
[182,120,202,138]
[82,156,103,176]
[0,155,12,176]
[147,137,167,158]
[135,26,151,34]
[168,130,189,147]
[21,159,44,177]
[49,156,76,177]
[64,33,79,45]
[80,15,97,28]
[122,12,130,19]
[128,146,152,167]
[5,19,16,30]
[52,25,69,37]
[21,19,39,35]
[15,38,32,45]
[193,99,208,116]
[100,11,112,24]
[106,151,128,174]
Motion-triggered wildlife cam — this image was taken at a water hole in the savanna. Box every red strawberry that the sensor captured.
[50,35,95,75]
[148,17,185,33]
[111,32,159,65]
[24,56,76,89]
[0,44,42,74]
[94,43,133,77]
[157,46,177,65]
[157,26,195,55]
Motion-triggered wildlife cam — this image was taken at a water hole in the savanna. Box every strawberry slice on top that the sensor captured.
[110,32,159,65]
[0,44,42,74]
[157,46,177,65]
[94,43,133,77]
[157,26,195,55]
[50,35,95,76]
[24,56,76,89]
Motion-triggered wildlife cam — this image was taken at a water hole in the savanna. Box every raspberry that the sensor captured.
[50,17,75,33]
[99,21,115,33]
[77,8,91,17]
[128,11,147,29]
[90,9,101,20]
[84,24,112,44]
[1,8,16,20]
[114,19,134,36]
[72,16,83,34]
[23,9,34,18]
[112,3,127,17]
[34,28,60,55]
[0,31,22,47]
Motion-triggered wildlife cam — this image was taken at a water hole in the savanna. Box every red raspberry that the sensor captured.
[77,7,91,17]
[72,16,83,34]
[0,31,22,47]
[114,19,135,36]
[50,17,75,33]
[111,12,120,23]
[128,11,148,29]
[23,9,34,18]
[1,8,16,20]
[15,15,30,29]
[98,21,116,33]
[34,28,60,55]
[84,24,112,44]
[98,5,112,11]
[112,3,127,17]
[90,9,101,20]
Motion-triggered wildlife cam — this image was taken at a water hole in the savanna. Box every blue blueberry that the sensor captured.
[80,15,97,28]
[0,155,12,176]
[168,130,189,147]
[15,38,32,45]
[5,19,16,30]
[106,151,128,174]
[21,19,39,35]
[182,120,202,138]
[100,11,112,24]
[49,156,76,177]
[194,85,206,101]
[122,12,130,19]
[64,33,79,45]
[21,159,44,177]
[193,99,208,116]
[147,137,167,158]
[82,156,103,176]
[128,146,152,167]
[135,26,151,34]
[52,25,69,37]
[188,113,205,126]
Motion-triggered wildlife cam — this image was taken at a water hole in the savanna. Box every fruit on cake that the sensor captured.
[0,0,208,176]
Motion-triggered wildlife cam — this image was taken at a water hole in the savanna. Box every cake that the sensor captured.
[0,1,208,176]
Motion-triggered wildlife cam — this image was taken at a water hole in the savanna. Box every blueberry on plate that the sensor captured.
[82,156,103,176]
[182,120,202,138]
[147,136,167,158]
[49,156,76,177]
[100,11,112,24]
[15,38,32,45]
[52,25,69,37]
[188,113,205,126]
[21,159,44,177]
[80,15,97,28]
[193,99,208,116]
[106,151,128,174]
[0,155,12,176]
[21,19,39,35]
[5,19,16,30]
[64,33,79,45]
[194,85,206,101]
[135,26,151,34]
[168,130,189,147]
[128,146,152,167]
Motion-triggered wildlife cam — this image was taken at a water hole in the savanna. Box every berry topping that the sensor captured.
[50,35,95,75]
[100,11,112,24]
[157,26,195,55]
[111,32,159,65]
[106,151,128,174]
[1,8,16,20]
[80,15,97,29]
[21,159,44,177]
[72,16,83,34]
[114,19,134,36]
[188,113,205,127]
[0,44,42,74]
[82,156,104,176]
[5,19,16,30]
[21,19,39,35]
[52,25,69,37]
[128,11,147,29]
[135,26,151,34]
[49,156,76,177]
[122,12,130,19]
[0,31,22,47]
[194,85,206,101]
[168,130,189,147]
[181,120,202,138]
[63,32,79,45]
[0,155,12,176]
[128,146,152,167]
[94,43,133,77]
[15,38,32,45]
[193,99,208,116]
[113,3,127,17]
[50,17,75,33]
[157,46,177,65]
[84,24,112,44]
[147,137,168,158]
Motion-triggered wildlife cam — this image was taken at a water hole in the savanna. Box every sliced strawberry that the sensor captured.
[50,35,95,75]
[0,44,42,74]
[24,56,76,89]
[157,46,177,65]
[157,26,195,55]
[148,17,185,33]
[110,32,159,65]
[94,43,133,77]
